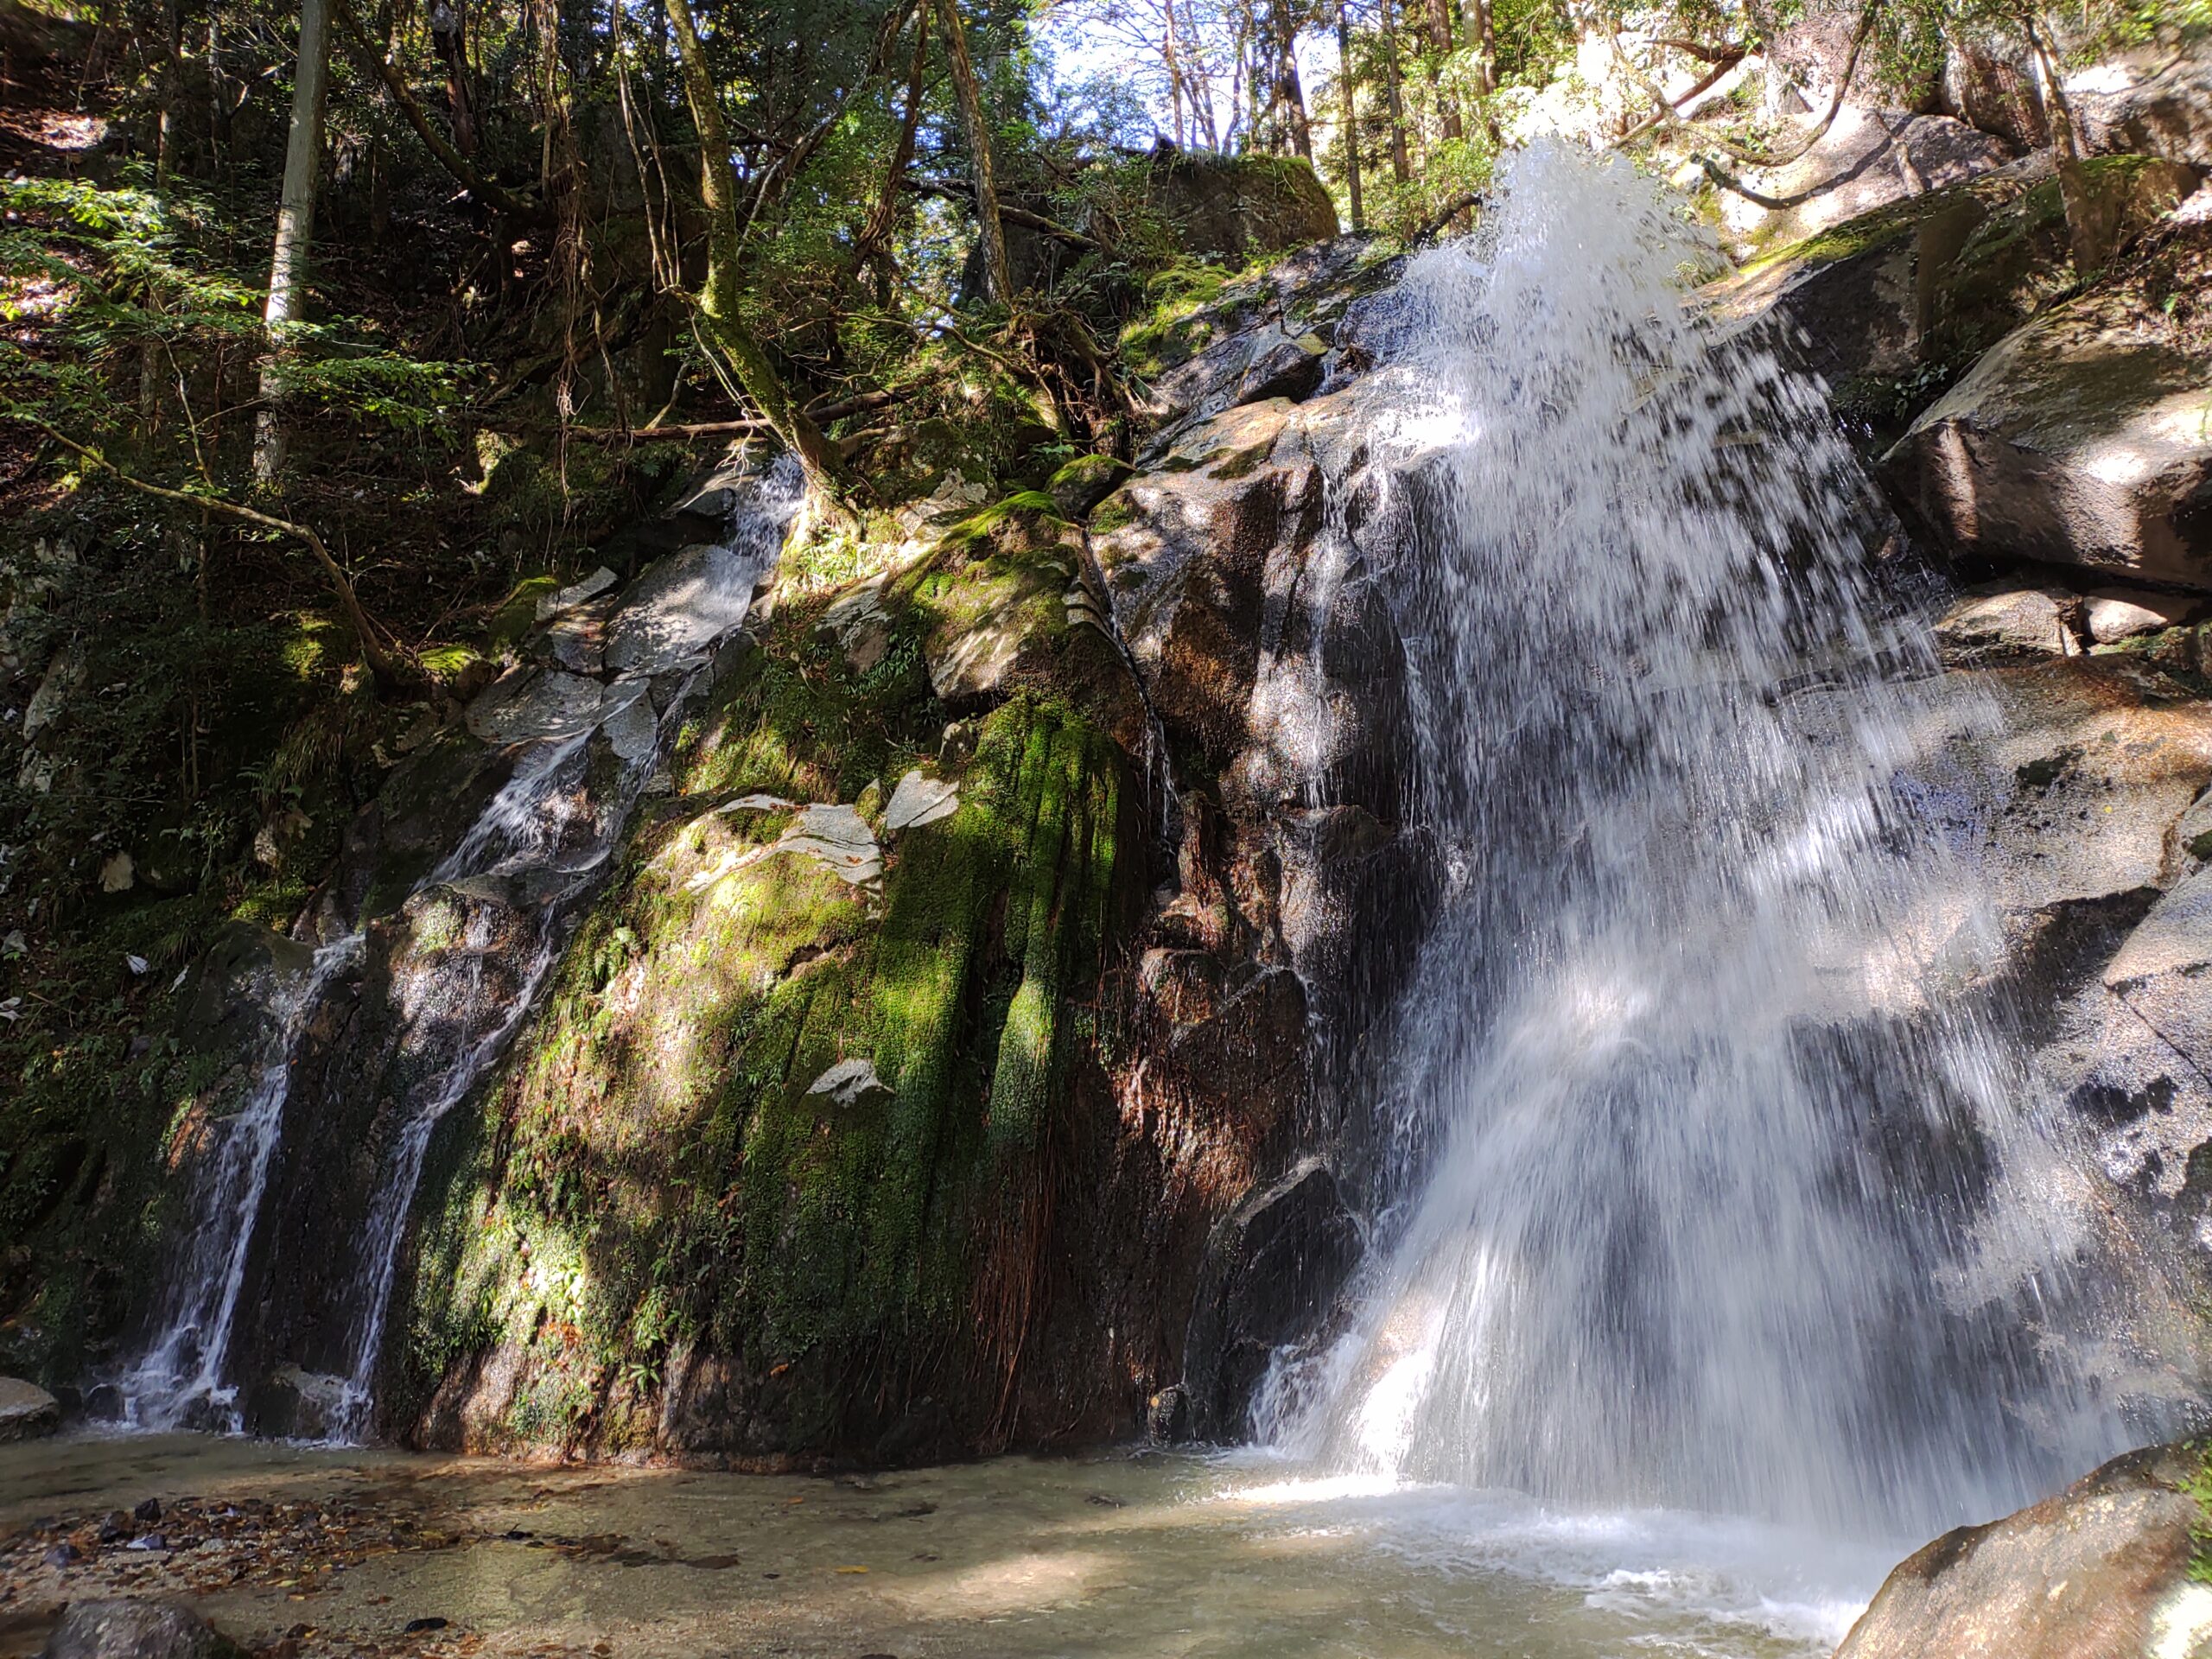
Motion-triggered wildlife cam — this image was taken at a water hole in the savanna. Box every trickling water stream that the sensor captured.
[119,456,806,1437]
[1259,145,2160,1539]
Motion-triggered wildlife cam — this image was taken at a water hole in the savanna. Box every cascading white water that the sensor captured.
[1260,144,2153,1541]
[325,734,594,1437]
[124,454,805,1440]
[117,934,362,1431]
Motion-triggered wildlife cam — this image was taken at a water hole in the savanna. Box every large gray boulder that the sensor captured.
[0,1376,59,1440]
[2080,48,2212,168]
[1834,1442,2209,1659]
[41,1600,243,1659]
[1883,279,2212,588]
[1707,155,2196,441]
[1145,151,1339,265]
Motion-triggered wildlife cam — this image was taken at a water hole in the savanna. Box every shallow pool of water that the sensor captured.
[0,1435,1897,1657]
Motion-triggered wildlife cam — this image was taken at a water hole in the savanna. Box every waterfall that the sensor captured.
[117,934,362,1431]
[1259,144,2154,1539]
[120,454,805,1438]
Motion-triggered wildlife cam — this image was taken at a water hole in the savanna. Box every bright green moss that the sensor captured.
[399,525,1135,1455]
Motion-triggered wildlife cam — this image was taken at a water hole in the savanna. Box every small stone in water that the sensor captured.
[43,1541,80,1567]
[98,1510,131,1541]
[125,1533,167,1550]
[403,1617,450,1632]
[133,1497,162,1522]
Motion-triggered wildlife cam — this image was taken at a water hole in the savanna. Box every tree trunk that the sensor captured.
[1165,0,1186,148]
[1336,0,1363,230]
[2023,11,2113,276]
[850,3,930,297]
[1271,0,1313,161]
[664,0,844,484]
[935,0,1015,305]
[1183,0,1220,147]
[1378,0,1411,181]
[1460,0,1494,94]
[1422,0,1460,141]
[253,0,334,484]
[430,0,476,155]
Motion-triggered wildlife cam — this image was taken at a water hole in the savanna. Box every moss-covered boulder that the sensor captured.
[1146,152,1340,266]
[390,508,1165,1460]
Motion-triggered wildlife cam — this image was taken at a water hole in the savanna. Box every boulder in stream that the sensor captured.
[39,1599,244,1659]
[1834,1441,2212,1659]
[0,1376,60,1440]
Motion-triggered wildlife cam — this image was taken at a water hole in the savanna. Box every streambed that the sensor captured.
[0,1435,1895,1658]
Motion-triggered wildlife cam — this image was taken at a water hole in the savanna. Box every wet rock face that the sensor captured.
[1095,367,1427,1057]
[1871,656,2212,1319]
[1834,1441,2209,1659]
[1179,1160,1362,1440]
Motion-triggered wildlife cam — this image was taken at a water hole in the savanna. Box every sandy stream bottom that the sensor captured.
[0,1434,1897,1658]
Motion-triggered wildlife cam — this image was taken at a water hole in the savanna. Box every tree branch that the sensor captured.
[902,177,1100,248]
[11,414,413,691]
[330,0,544,223]
[1609,1,1879,169]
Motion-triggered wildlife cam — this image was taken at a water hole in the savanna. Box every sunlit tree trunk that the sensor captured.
[664,0,843,483]
[936,0,1016,303]
[2022,10,2113,275]
[1165,0,1186,146]
[1460,0,1494,94]
[254,0,334,483]
[1182,0,1220,147]
[852,3,930,302]
[1271,0,1313,161]
[1337,0,1363,230]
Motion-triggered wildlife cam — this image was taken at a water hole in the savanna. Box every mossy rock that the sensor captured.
[395,509,1149,1457]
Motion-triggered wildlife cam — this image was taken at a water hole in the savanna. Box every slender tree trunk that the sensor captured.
[139,0,181,444]
[935,0,1015,304]
[664,0,843,484]
[1460,0,1494,93]
[1378,0,1411,180]
[1336,0,1363,230]
[1183,0,1219,147]
[1165,0,1186,147]
[851,3,929,299]
[1272,0,1313,161]
[253,0,334,483]
[206,9,226,167]
[2023,11,2112,275]
[154,0,180,181]
[430,0,476,154]
[1422,0,1460,141]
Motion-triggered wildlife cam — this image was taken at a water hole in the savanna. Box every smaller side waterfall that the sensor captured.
[120,454,805,1437]
[117,934,360,1430]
